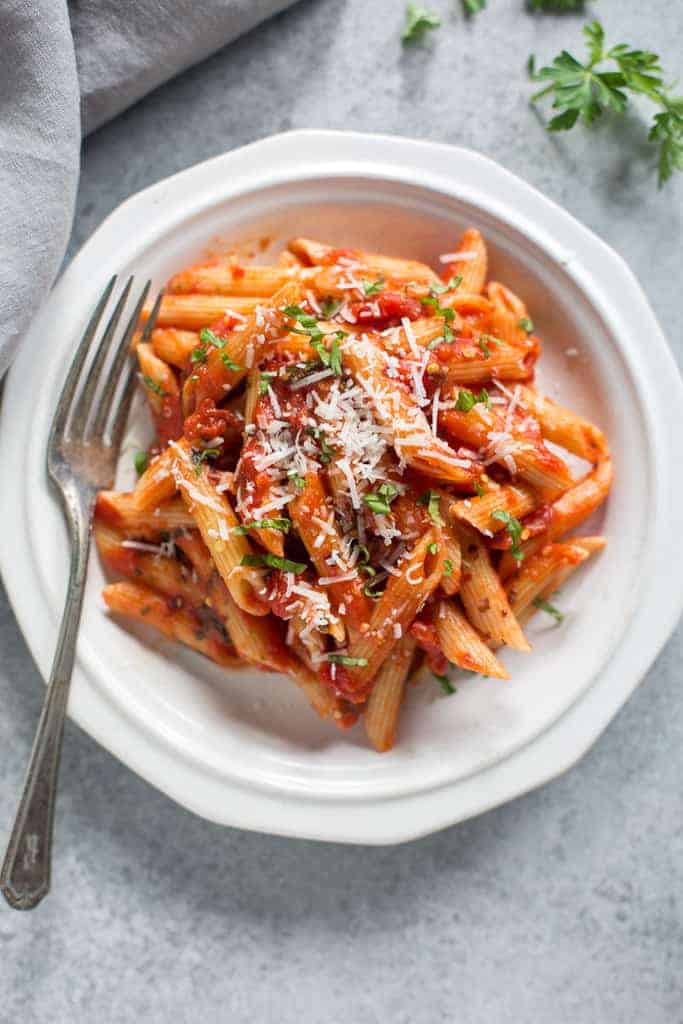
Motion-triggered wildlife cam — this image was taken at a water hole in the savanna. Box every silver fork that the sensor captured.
[0,277,162,910]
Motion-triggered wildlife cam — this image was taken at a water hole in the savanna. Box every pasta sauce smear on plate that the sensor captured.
[94,229,612,751]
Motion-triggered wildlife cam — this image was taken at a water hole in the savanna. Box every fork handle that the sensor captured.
[1,508,92,910]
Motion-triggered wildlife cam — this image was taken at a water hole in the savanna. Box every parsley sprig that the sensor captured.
[455,387,490,413]
[241,553,307,575]
[530,21,683,186]
[363,482,399,517]
[418,489,444,526]
[402,4,441,43]
[532,595,565,624]
[491,509,525,561]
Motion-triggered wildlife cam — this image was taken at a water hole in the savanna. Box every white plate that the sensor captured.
[2,131,682,845]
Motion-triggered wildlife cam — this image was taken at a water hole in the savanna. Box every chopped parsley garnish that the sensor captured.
[233,518,291,535]
[434,673,456,695]
[532,595,565,624]
[189,343,208,364]
[311,333,345,376]
[258,371,276,395]
[428,542,439,555]
[305,427,336,465]
[327,654,369,667]
[462,0,485,15]
[142,375,167,397]
[429,275,463,296]
[443,559,454,577]
[199,327,228,349]
[321,297,342,319]
[402,4,441,44]
[529,21,683,187]
[418,489,443,526]
[455,387,490,413]
[287,469,307,489]
[491,509,525,561]
[529,0,585,8]
[190,446,220,476]
[220,352,242,371]
[362,277,385,296]
[473,481,487,497]
[478,334,503,359]
[134,451,148,477]
[518,317,534,334]
[363,578,386,599]
[363,482,399,517]
[240,553,307,575]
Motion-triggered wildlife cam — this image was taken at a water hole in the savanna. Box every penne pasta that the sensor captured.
[435,598,509,679]
[456,523,530,651]
[95,226,611,750]
[103,580,240,668]
[364,635,417,752]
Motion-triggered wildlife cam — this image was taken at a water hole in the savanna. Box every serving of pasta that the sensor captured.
[94,228,612,752]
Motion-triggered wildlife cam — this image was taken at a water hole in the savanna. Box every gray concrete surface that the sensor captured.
[2,1,682,1021]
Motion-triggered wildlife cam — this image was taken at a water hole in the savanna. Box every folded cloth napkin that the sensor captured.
[0,0,301,379]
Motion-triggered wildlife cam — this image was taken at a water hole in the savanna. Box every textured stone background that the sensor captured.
[1,1,682,1020]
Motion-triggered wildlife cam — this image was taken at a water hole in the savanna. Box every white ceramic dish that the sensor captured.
[1,131,682,844]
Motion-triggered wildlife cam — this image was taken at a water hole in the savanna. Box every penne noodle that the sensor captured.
[94,522,206,608]
[149,294,264,330]
[184,280,303,412]
[440,229,488,294]
[435,598,509,679]
[499,458,612,578]
[136,342,183,445]
[487,282,535,348]
[515,386,608,463]
[345,529,445,691]
[151,327,199,368]
[103,580,240,668]
[440,525,462,596]
[343,335,480,488]
[132,447,178,511]
[288,237,439,283]
[168,261,312,297]
[95,492,195,536]
[427,338,536,387]
[506,537,606,626]
[450,482,537,537]
[170,439,267,616]
[364,635,417,752]
[439,401,574,500]
[456,523,530,651]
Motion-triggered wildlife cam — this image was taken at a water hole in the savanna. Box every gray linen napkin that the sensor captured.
[0,0,301,378]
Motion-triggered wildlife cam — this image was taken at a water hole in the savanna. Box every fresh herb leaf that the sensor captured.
[311,334,344,376]
[532,595,565,623]
[241,553,307,574]
[327,654,369,667]
[363,578,386,599]
[190,446,220,476]
[321,297,342,319]
[443,558,454,577]
[473,481,486,497]
[455,387,490,413]
[199,327,227,349]
[428,542,439,555]
[363,482,399,517]
[220,352,242,371]
[529,0,590,9]
[434,672,456,695]
[190,343,208,364]
[462,0,486,15]
[429,275,462,296]
[418,489,443,526]
[142,375,167,397]
[402,4,441,44]
[518,317,534,334]
[491,509,525,561]
[232,518,291,535]
[479,339,492,359]
[134,451,148,477]
[287,469,307,490]
[530,21,683,187]
[362,277,385,296]
[258,371,276,395]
